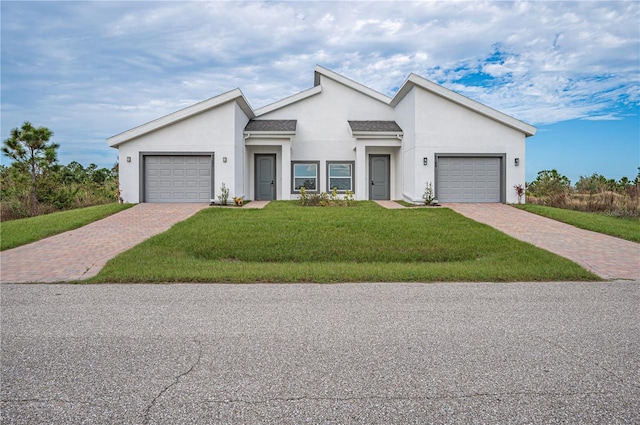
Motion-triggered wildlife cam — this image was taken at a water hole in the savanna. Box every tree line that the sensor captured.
[526,169,640,215]
[1,122,119,221]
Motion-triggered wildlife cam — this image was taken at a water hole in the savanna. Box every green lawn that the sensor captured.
[93,201,598,283]
[1,203,134,251]
[514,204,640,243]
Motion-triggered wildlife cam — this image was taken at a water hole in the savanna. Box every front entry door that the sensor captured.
[255,154,276,200]
[369,155,390,200]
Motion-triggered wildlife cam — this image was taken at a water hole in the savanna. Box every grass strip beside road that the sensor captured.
[1,203,134,251]
[93,201,598,283]
[514,204,640,243]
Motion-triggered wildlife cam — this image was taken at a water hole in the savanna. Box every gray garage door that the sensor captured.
[436,157,501,202]
[144,155,212,203]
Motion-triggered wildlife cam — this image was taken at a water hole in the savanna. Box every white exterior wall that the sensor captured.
[411,89,526,204]
[117,101,245,203]
[233,102,250,199]
[258,75,395,199]
[393,88,417,202]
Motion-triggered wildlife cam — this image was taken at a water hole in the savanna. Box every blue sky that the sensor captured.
[1,1,638,184]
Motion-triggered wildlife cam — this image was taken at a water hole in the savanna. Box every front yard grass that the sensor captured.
[1,203,134,251]
[514,204,640,243]
[93,201,598,283]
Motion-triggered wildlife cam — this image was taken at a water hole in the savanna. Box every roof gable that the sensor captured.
[108,66,536,147]
[254,86,322,116]
[391,73,536,137]
[314,65,391,104]
[108,88,254,147]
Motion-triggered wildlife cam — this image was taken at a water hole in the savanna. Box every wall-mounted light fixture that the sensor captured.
[222,157,228,163]
[514,158,520,166]
[126,156,131,163]
[423,157,428,166]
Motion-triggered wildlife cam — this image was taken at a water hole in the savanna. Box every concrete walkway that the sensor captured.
[242,200,270,209]
[446,203,640,280]
[0,203,209,283]
[374,200,406,209]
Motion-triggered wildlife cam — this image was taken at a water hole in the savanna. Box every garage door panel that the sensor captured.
[437,156,501,203]
[144,155,211,203]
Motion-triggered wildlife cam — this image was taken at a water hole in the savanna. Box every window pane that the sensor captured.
[294,163,317,178]
[329,164,351,177]
[295,178,316,190]
[329,177,351,191]
[328,163,352,191]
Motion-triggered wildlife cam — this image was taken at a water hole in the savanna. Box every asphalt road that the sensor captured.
[1,282,638,424]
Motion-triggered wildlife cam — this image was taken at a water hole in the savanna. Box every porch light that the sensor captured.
[223,157,227,163]
[126,156,131,163]
[423,157,428,166]
[514,158,520,166]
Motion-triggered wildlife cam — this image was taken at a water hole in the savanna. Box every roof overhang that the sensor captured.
[348,120,403,140]
[243,119,297,140]
[244,131,296,138]
[391,74,537,137]
[108,88,255,147]
[351,131,403,139]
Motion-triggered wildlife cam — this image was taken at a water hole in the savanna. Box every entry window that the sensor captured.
[327,162,354,192]
[292,161,319,193]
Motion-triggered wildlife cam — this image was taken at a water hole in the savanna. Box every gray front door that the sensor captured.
[255,154,276,200]
[369,155,390,200]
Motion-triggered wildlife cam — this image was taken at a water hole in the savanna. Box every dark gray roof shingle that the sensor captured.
[245,120,297,132]
[348,121,403,132]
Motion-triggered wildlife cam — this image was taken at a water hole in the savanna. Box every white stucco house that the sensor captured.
[108,65,536,204]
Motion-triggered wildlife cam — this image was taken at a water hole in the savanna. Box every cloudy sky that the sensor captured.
[2,1,638,183]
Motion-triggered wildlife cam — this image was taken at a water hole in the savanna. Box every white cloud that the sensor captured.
[1,0,638,167]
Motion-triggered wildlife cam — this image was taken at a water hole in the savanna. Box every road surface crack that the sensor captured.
[204,389,612,406]
[142,339,202,425]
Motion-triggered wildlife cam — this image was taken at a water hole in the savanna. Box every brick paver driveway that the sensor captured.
[446,203,640,280]
[0,203,209,283]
